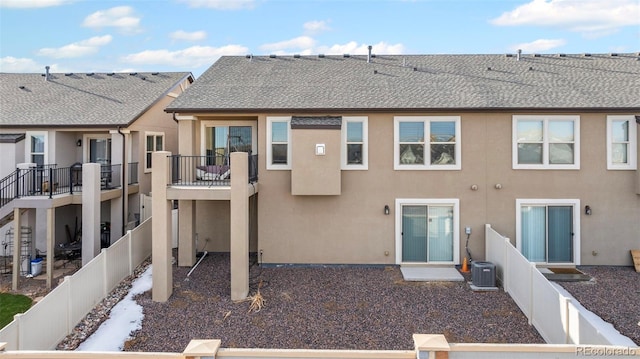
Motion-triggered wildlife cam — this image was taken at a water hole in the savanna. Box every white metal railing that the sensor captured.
[0,218,153,350]
[484,224,632,346]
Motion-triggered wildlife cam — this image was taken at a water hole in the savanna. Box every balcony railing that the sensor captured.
[169,154,258,186]
[0,163,125,209]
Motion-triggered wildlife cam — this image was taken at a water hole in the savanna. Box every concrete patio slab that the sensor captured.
[400,266,464,281]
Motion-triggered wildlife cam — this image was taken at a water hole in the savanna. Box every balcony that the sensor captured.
[168,154,258,187]
[0,163,139,210]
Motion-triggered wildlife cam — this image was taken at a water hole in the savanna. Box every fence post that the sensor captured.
[102,248,108,297]
[528,262,536,325]
[14,313,23,350]
[564,297,572,344]
[128,230,133,275]
[503,238,510,293]
[65,276,72,342]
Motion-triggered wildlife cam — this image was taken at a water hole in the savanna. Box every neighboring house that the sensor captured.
[0,69,193,289]
[151,51,639,301]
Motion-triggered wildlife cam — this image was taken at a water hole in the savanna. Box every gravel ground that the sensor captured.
[124,253,544,352]
[559,266,639,346]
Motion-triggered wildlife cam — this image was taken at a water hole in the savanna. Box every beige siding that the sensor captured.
[179,111,639,266]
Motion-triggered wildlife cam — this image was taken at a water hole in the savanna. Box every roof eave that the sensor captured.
[163,106,640,115]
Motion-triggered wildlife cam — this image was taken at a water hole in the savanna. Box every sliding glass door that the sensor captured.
[521,204,574,263]
[401,204,454,263]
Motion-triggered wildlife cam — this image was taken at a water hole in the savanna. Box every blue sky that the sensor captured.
[1,0,638,78]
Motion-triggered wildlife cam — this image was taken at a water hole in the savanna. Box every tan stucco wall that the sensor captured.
[291,128,341,195]
[174,112,639,266]
[129,94,182,195]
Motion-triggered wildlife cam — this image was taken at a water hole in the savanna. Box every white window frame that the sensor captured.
[145,132,165,173]
[607,115,637,170]
[515,198,581,265]
[341,116,368,170]
[512,115,580,170]
[25,131,48,166]
[394,198,460,265]
[394,116,461,170]
[266,116,291,170]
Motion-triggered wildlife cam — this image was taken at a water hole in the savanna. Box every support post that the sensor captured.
[12,208,21,291]
[152,151,172,302]
[230,152,249,301]
[46,208,54,289]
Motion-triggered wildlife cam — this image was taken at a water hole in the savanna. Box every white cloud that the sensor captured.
[82,6,141,34]
[0,57,41,72]
[177,0,255,10]
[121,45,248,68]
[258,38,404,56]
[303,20,331,34]
[36,35,112,59]
[260,36,316,52]
[0,57,68,73]
[0,0,73,8]
[491,0,640,35]
[509,39,567,52]
[169,30,207,42]
[318,41,405,55]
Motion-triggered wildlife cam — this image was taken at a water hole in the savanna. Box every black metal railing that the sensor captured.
[248,154,258,183]
[0,163,123,209]
[169,154,258,186]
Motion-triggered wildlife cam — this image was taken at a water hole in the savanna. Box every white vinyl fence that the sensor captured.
[484,224,628,346]
[0,218,153,350]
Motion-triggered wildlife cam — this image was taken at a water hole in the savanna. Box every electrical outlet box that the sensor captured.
[465,226,472,235]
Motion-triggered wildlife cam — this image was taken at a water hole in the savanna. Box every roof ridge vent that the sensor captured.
[343,54,350,58]
[610,53,618,57]
[86,73,95,76]
[558,53,566,57]
[318,54,325,58]
[293,54,300,58]
[269,54,276,58]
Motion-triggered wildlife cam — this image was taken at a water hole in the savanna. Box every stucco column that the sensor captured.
[152,151,172,302]
[82,163,101,266]
[178,200,196,267]
[12,207,21,291]
[110,129,130,238]
[230,152,249,300]
[177,115,196,156]
[46,208,54,289]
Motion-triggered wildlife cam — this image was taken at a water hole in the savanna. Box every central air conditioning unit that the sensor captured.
[471,261,496,287]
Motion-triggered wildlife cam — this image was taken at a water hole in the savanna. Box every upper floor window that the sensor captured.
[512,115,580,170]
[341,116,368,170]
[267,117,291,170]
[26,131,48,167]
[607,115,637,170]
[202,123,255,166]
[394,116,461,170]
[145,132,164,172]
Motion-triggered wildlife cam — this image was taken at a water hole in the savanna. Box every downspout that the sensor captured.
[117,126,126,236]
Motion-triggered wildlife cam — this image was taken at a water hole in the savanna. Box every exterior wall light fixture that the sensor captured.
[384,205,390,215]
[76,139,82,147]
[585,205,592,215]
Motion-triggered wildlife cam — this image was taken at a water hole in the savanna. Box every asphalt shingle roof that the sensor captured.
[166,53,640,113]
[1,72,192,127]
